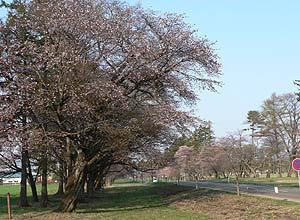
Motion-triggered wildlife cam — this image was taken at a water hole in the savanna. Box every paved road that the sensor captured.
[179,181,300,203]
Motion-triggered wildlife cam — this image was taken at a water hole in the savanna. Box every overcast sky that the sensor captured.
[1,1,299,137]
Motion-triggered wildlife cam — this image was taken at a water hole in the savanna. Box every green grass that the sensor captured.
[0,183,212,220]
[74,183,212,220]
[0,183,58,203]
[0,183,58,216]
[1,181,300,219]
[209,174,300,187]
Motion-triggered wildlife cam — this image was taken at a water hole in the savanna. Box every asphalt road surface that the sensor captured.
[179,181,300,203]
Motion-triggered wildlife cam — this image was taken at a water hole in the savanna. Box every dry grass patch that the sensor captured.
[171,188,300,220]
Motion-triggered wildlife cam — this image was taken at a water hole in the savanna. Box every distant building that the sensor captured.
[0,173,21,184]
[37,176,54,183]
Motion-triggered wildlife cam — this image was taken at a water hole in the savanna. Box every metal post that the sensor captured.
[7,192,11,220]
[298,171,300,191]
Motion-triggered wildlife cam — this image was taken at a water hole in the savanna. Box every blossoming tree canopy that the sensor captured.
[0,0,221,212]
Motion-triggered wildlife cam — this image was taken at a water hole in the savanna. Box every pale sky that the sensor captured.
[1,1,300,137]
[125,0,300,137]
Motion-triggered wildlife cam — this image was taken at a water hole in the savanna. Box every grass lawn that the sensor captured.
[0,183,58,216]
[209,174,300,187]
[1,183,212,220]
[1,182,300,219]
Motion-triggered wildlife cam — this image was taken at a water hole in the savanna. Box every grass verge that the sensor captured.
[5,183,212,220]
[2,182,300,220]
[209,175,300,187]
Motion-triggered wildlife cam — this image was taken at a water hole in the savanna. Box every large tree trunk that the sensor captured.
[66,137,73,177]
[27,156,38,202]
[57,179,64,195]
[56,161,64,196]
[20,149,30,207]
[93,166,109,191]
[87,173,95,198]
[27,172,39,202]
[78,175,86,203]
[94,175,105,191]
[56,149,87,212]
[105,176,112,187]
[41,154,48,207]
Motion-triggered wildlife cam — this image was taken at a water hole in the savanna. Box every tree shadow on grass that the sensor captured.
[0,194,61,216]
[78,204,166,214]
[1,183,226,217]
[0,184,61,216]
[77,183,223,215]
[77,185,165,211]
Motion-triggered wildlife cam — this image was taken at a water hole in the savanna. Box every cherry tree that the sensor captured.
[156,166,177,181]
[0,0,221,211]
[200,145,228,179]
[218,132,254,196]
[174,145,204,188]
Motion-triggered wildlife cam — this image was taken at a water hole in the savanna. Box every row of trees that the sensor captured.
[245,93,300,177]
[160,92,300,195]
[0,0,221,212]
